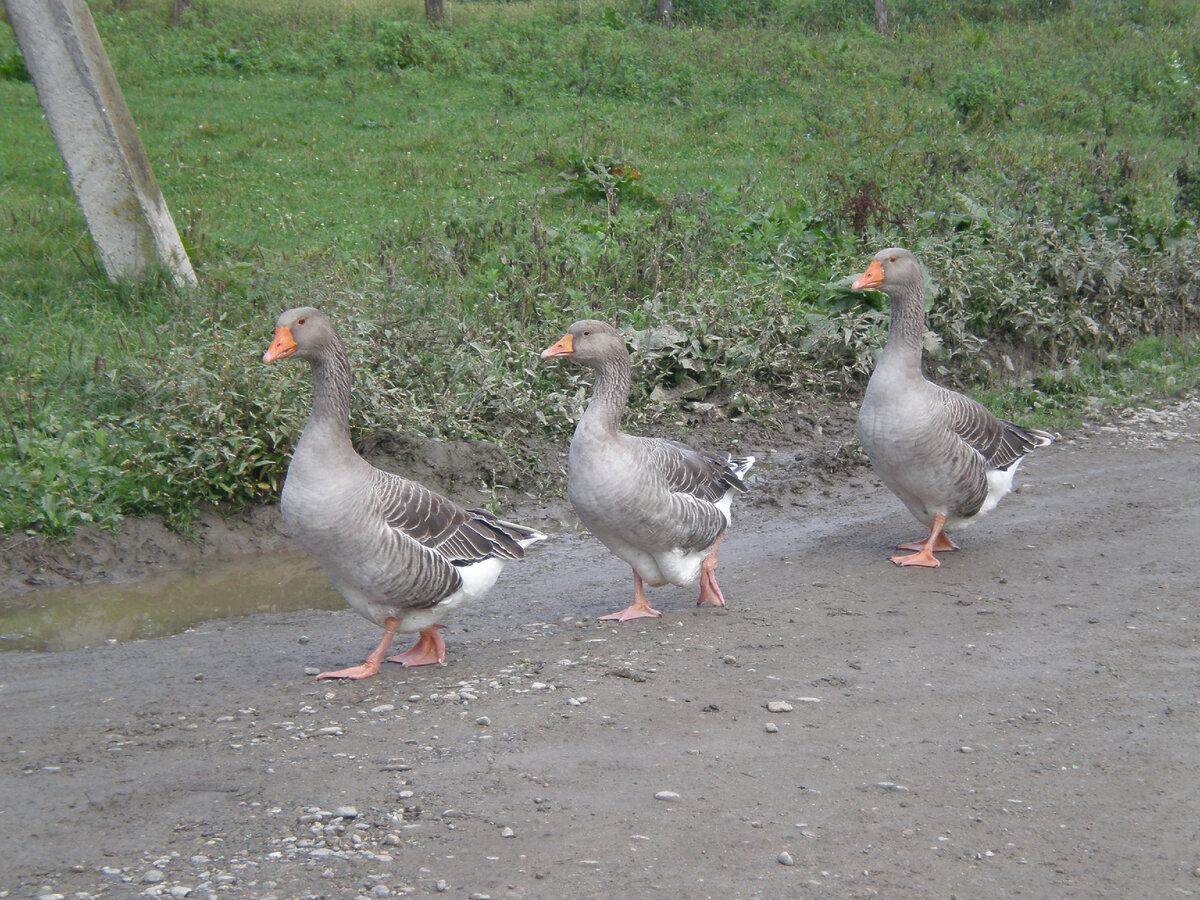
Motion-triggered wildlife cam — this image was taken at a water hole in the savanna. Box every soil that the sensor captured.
[1,396,1198,900]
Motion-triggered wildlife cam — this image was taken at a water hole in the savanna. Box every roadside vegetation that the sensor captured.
[1,0,1198,535]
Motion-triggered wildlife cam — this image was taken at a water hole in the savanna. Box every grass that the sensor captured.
[0,0,1198,535]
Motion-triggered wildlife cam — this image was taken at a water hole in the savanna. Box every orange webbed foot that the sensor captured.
[386,625,446,667]
[890,548,942,568]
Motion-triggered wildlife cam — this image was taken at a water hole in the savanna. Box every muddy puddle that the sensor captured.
[0,551,341,653]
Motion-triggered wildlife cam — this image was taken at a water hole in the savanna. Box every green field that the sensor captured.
[1,0,1198,535]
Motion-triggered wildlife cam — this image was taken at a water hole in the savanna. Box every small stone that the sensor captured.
[767,701,794,713]
[371,704,395,714]
[874,781,910,793]
[476,716,491,727]
[960,746,975,753]
[722,655,737,665]
[765,722,779,733]
[371,886,390,897]
[501,826,515,837]
[778,851,795,866]
[654,791,680,801]
[435,880,448,892]
[334,806,358,819]
[298,636,310,644]
[304,667,321,676]
[170,887,192,898]
[142,870,165,884]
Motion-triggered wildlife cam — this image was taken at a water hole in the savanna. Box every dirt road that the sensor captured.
[1,398,1197,899]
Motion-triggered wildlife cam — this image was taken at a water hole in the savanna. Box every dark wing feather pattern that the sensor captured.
[645,439,750,503]
[371,470,527,565]
[939,388,1054,471]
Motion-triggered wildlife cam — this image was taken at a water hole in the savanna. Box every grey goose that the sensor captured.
[853,248,1053,567]
[542,319,754,620]
[264,306,544,679]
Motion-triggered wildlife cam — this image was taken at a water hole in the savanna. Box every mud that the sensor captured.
[1,397,1198,899]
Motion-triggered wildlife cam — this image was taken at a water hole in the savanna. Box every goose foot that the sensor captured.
[890,547,942,568]
[896,534,959,553]
[600,573,662,621]
[889,514,948,568]
[317,617,400,680]
[386,625,446,667]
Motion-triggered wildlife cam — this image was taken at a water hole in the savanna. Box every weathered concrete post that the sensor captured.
[4,0,197,287]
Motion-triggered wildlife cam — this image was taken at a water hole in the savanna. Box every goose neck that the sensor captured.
[884,284,927,359]
[581,355,631,435]
[306,342,354,442]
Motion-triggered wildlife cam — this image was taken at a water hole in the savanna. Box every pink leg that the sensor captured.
[386,624,447,667]
[600,572,662,622]
[696,534,726,608]
[890,513,949,568]
[317,617,400,680]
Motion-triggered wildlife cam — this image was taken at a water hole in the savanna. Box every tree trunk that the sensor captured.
[656,0,672,26]
[425,0,444,26]
[873,0,888,34]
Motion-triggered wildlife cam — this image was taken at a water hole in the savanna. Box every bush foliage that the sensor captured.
[0,0,1198,535]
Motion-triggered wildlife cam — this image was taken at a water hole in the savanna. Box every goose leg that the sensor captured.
[696,535,726,608]
[890,514,948,568]
[387,624,447,667]
[600,572,662,621]
[317,617,400,680]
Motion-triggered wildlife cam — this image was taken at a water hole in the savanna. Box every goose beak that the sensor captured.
[263,326,297,363]
[852,259,885,291]
[541,333,574,358]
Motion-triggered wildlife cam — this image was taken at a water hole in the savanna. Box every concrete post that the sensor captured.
[4,0,197,287]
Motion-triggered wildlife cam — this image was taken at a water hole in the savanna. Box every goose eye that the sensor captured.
[582,330,591,336]
[888,256,897,263]
[297,317,307,326]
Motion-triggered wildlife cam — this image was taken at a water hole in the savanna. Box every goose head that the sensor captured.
[263,306,336,364]
[541,319,627,369]
[852,247,922,300]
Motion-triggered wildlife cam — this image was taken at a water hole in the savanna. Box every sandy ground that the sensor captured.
[1,397,1198,900]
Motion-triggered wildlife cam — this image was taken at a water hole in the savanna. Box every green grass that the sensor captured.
[1,0,1198,535]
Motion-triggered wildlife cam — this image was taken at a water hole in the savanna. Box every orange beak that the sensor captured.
[852,259,885,291]
[263,326,297,363]
[541,332,574,359]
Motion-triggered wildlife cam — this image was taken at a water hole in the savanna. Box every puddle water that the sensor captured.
[0,551,343,653]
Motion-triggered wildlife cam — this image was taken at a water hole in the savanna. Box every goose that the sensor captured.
[852,248,1053,567]
[263,306,545,679]
[541,319,754,620]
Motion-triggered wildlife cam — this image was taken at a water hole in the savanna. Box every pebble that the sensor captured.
[874,781,910,793]
[501,826,515,837]
[654,791,681,802]
[476,716,491,727]
[778,851,795,866]
[960,746,975,753]
[334,806,358,819]
[304,667,321,676]
[298,636,310,644]
[435,880,448,892]
[170,887,192,898]
[765,723,779,733]
[142,870,165,884]
[767,701,793,713]
[371,704,395,714]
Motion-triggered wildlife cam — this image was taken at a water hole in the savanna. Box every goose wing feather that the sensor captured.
[938,388,1053,470]
[370,469,527,564]
[646,438,750,503]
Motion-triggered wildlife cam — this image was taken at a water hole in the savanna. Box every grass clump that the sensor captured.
[0,0,1198,536]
